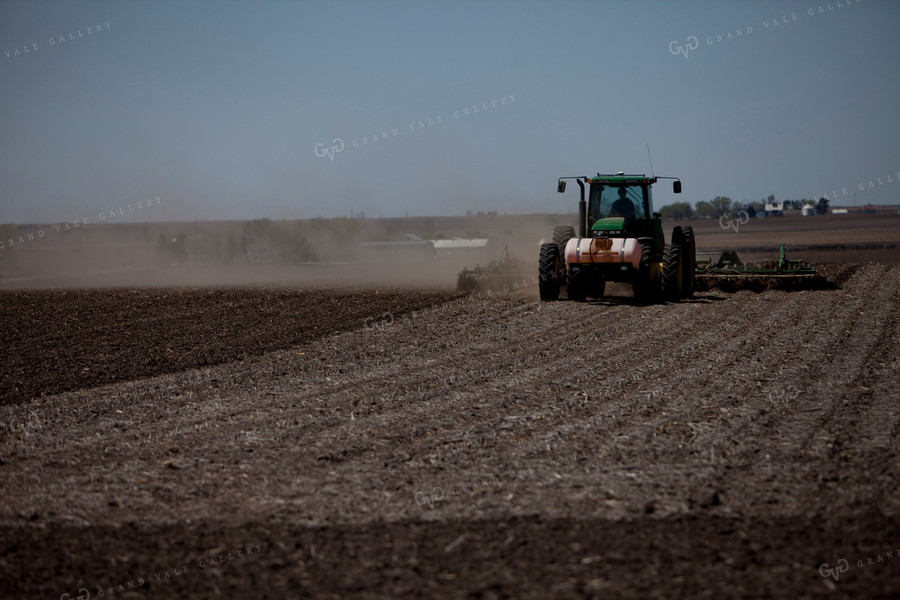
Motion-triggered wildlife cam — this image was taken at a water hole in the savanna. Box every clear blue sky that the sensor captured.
[2,0,898,222]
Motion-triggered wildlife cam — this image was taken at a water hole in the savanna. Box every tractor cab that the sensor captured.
[588,182,648,223]
[556,173,681,247]
[586,175,662,251]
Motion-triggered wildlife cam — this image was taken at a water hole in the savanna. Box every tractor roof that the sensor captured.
[586,174,656,185]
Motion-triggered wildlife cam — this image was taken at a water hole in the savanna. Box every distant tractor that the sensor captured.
[538,172,695,303]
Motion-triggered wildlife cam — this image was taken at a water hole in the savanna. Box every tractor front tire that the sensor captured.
[662,243,684,302]
[539,242,563,301]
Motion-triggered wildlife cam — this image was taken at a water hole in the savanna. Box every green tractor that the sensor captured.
[539,172,695,303]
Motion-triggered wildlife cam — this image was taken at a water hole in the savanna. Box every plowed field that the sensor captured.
[2,263,899,598]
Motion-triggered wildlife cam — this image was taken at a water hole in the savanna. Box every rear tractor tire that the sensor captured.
[539,242,563,301]
[674,226,696,298]
[662,243,684,302]
[552,225,576,256]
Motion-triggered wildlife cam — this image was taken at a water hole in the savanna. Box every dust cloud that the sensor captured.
[0,215,564,290]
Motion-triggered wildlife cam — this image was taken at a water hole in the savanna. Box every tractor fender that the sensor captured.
[564,237,641,269]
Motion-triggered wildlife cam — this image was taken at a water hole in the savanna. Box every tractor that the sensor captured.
[538,172,695,303]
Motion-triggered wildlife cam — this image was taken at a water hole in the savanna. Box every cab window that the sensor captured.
[589,185,646,221]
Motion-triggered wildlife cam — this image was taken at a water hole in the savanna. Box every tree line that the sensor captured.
[659,194,830,220]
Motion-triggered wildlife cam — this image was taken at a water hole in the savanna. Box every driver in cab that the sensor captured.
[609,187,636,219]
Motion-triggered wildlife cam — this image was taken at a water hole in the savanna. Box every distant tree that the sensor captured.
[816,197,830,215]
[695,200,713,218]
[746,205,757,218]
[710,196,733,217]
[767,194,776,204]
[659,201,694,220]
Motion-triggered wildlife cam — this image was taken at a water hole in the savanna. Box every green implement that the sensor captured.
[457,244,527,292]
[695,243,831,292]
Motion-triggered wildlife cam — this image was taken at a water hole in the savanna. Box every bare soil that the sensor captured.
[2,263,899,598]
[0,287,458,406]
